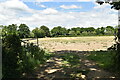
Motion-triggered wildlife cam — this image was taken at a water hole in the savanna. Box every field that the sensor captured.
[29,36,115,52]
[24,36,120,79]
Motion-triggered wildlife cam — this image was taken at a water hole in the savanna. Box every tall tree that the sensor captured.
[2,25,22,78]
[95,27,105,35]
[32,27,45,45]
[18,24,30,38]
[40,25,50,37]
[5,24,18,35]
[105,26,114,35]
[87,27,95,33]
[51,26,67,37]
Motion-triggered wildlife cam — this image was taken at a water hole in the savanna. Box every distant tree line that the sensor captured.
[1,24,117,39]
[32,25,117,37]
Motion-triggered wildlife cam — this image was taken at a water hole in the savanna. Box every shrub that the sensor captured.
[2,34,22,78]
[19,43,46,74]
[2,25,46,78]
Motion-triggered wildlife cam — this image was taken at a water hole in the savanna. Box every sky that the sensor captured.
[0,0,118,30]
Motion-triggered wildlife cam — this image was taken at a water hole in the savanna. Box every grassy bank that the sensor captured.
[86,51,115,71]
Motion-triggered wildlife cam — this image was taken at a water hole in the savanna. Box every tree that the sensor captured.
[71,27,78,32]
[61,27,68,36]
[40,25,50,37]
[0,25,2,39]
[105,26,114,35]
[71,27,82,35]
[18,24,30,38]
[51,26,68,37]
[29,32,34,38]
[96,0,120,10]
[69,30,76,36]
[2,24,47,78]
[95,27,105,35]
[2,25,22,78]
[87,27,95,33]
[32,27,45,45]
[97,0,120,71]
[76,31,81,35]
[5,24,18,35]
[100,27,105,35]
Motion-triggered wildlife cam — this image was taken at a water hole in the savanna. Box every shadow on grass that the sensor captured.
[25,50,119,79]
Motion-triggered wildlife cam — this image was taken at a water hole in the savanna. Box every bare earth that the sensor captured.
[26,36,119,79]
[29,36,115,52]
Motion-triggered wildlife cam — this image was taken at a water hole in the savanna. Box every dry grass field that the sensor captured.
[29,36,115,52]
[25,36,120,79]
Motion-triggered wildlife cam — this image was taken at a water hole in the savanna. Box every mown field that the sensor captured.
[29,36,115,52]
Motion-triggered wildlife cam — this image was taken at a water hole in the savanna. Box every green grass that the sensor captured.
[60,53,80,67]
[59,52,89,78]
[86,51,115,70]
[44,52,55,60]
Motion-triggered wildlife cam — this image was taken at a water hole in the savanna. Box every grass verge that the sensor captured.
[86,50,115,71]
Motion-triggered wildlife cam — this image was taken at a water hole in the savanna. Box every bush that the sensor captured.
[2,34,22,78]
[2,25,47,78]
[20,43,46,73]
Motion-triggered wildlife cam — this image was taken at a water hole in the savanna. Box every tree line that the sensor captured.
[0,24,117,39]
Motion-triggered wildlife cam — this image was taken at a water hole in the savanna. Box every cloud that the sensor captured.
[19,9,118,30]
[0,0,118,30]
[35,2,46,8]
[60,5,82,9]
[39,4,46,8]
[0,0,32,12]
[41,8,58,14]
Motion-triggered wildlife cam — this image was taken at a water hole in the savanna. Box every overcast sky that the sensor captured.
[0,0,118,30]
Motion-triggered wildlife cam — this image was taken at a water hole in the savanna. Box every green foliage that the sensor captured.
[86,51,115,70]
[105,26,114,35]
[50,26,114,37]
[2,33,22,78]
[18,24,30,38]
[110,2,120,10]
[32,27,45,38]
[69,30,76,36]
[113,44,120,71]
[40,25,50,37]
[2,24,47,78]
[113,27,120,72]
[29,32,35,38]
[0,25,3,39]
[2,24,18,37]
[96,0,120,73]
[20,43,46,73]
[60,53,80,67]
[51,26,68,37]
